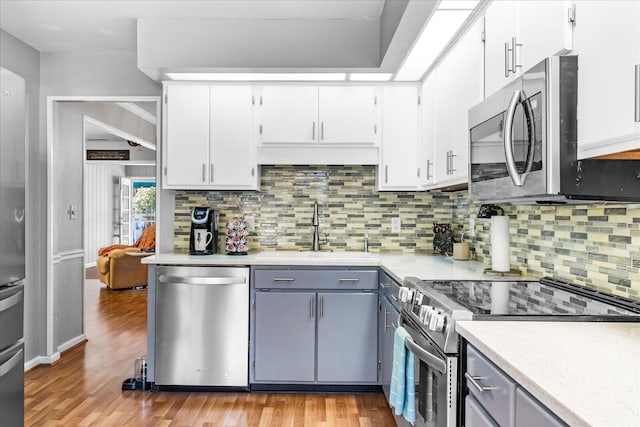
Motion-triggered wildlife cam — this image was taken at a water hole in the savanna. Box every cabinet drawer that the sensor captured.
[254,269,378,290]
[515,388,567,427]
[466,345,516,427]
[378,271,401,309]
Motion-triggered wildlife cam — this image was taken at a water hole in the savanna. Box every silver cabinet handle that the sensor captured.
[210,163,214,182]
[310,296,314,318]
[510,37,522,74]
[312,121,316,140]
[385,165,388,183]
[338,278,360,282]
[426,160,433,180]
[635,64,640,122]
[158,275,246,285]
[465,372,497,393]
[272,277,295,282]
[380,283,391,289]
[0,291,22,312]
[391,295,399,302]
[202,164,206,183]
[320,296,324,317]
[320,121,324,140]
[504,41,510,77]
[450,152,457,173]
[0,349,23,378]
[251,167,255,177]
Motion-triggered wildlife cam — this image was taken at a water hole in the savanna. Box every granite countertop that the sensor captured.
[456,321,640,427]
[143,252,539,282]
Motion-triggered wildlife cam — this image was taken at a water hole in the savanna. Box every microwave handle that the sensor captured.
[521,95,537,178]
[504,90,526,186]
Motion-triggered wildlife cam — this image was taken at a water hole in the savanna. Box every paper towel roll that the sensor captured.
[491,216,510,272]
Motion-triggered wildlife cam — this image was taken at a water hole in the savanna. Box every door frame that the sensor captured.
[46,96,160,358]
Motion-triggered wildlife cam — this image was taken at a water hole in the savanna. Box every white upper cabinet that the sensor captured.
[258,85,378,145]
[432,18,484,188]
[484,0,574,96]
[164,84,210,188]
[419,71,437,188]
[572,0,640,158]
[259,86,318,144]
[318,86,377,144]
[163,84,259,190]
[378,86,419,190]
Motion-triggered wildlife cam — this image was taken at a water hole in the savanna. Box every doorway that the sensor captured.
[46,96,160,359]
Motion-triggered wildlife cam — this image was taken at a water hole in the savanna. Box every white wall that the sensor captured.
[84,164,126,265]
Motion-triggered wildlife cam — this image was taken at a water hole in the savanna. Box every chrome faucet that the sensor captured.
[312,201,321,251]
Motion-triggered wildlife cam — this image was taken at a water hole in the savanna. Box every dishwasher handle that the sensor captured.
[158,275,247,286]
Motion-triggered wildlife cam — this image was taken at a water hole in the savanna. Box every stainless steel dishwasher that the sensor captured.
[155,266,249,387]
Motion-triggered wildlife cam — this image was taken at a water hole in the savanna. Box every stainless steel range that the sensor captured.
[396,277,640,427]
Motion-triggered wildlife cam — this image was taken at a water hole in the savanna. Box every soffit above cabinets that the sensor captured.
[0,0,439,82]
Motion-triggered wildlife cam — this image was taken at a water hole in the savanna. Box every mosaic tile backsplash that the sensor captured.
[174,165,640,301]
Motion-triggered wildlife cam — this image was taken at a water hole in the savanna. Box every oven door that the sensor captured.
[469,59,547,200]
[400,316,458,427]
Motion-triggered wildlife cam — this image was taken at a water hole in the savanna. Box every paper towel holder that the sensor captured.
[477,204,504,218]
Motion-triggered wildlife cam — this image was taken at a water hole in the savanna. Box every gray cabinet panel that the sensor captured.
[515,388,567,427]
[317,292,378,382]
[254,269,378,290]
[466,395,499,427]
[254,291,316,382]
[380,296,399,399]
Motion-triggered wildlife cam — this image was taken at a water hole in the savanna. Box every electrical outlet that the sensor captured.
[244,215,255,232]
[391,217,401,233]
[469,218,476,237]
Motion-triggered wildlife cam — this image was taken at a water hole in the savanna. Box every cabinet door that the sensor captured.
[573,1,640,157]
[484,1,519,96]
[517,1,573,73]
[164,85,210,187]
[317,292,378,383]
[209,86,258,189]
[259,86,318,144]
[379,86,419,190]
[515,388,567,427]
[380,297,399,400]
[318,86,377,144]
[419,71,437,188]
[254,291,316,382]
[434,19,484,186]
[465,395,500,427]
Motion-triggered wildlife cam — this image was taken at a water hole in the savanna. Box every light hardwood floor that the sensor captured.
[24,279,396,426]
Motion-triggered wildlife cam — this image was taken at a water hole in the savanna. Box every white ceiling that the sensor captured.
[0,0,386,53]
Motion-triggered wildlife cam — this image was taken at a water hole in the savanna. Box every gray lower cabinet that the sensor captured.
[252,267,379,384]
[254,291,316,382]
[379,294,399,398]
[317,292,378,382]
[465,344,567,427]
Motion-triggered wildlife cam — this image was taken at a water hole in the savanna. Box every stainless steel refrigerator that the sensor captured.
[0,66,26,426]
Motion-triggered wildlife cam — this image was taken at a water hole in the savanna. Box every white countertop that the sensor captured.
[143,252,538,282]
[456,321,640,427]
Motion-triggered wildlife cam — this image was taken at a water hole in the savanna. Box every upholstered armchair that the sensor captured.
[96,225,155,289]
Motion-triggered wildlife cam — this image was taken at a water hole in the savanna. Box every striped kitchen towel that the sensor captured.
[389,326,416,423]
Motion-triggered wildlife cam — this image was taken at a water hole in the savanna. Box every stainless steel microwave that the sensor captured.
[468,55,640,204]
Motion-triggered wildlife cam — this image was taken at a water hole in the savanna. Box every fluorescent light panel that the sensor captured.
[394,0,479,82]
[166,72,347,81]
[349,73,393,81]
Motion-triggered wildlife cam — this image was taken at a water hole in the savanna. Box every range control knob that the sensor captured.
[429,314,446,332]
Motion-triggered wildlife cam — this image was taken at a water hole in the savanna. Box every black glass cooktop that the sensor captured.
[422,277,640,318]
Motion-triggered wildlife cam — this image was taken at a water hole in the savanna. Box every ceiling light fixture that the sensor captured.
[348,73,393,82]
[394,1,479,82]
[166,72,347,81]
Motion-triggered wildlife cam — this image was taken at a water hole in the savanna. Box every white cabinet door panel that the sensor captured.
[260,86,318,144]
[419,71,437,188]
[484,0,519,96]
[210,86,257,189]
[165,85,210,187]
[319,86,376,144]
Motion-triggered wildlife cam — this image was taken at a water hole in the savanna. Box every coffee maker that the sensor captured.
[189,207,219,255]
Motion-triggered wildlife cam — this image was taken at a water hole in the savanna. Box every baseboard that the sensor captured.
[24,352,61,371]
[57,334,87,353]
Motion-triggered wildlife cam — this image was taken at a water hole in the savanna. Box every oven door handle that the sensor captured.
[404,337,447,375]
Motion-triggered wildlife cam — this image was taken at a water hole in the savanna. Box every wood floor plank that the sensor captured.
[25,279,396,426]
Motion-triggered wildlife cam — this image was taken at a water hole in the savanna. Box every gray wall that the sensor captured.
[0,28,44,363]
